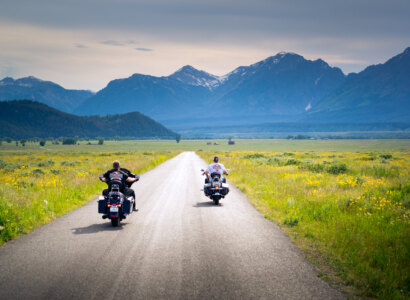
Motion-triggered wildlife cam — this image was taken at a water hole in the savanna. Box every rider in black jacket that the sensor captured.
[100,161,139,211]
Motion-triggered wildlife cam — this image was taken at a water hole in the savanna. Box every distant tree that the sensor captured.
[16,141,19,147]
[176,135,181,143]
[39,140,46,146]
[20,139,26,147]
[98,138,104,145]
[5,137,12,143]
[0,140,2,146]
[62,138,76,145]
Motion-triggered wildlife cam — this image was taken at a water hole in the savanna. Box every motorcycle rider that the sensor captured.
[99,160,139,211]
[205,156,229,183]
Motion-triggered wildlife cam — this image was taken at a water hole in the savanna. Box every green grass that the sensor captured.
[0,149,179,245]
[1,139,409,152]
[199,150,410,299]
[1,139,409,298]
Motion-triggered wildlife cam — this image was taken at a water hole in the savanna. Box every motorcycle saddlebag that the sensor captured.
[98,197,106,214]
[122,199,132,214]
[221,186,230,196]
[204,185,211,196]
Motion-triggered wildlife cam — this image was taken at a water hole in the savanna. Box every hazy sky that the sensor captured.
[0,0,409,91]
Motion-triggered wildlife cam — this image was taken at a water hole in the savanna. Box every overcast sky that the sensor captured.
[0,0,409,91]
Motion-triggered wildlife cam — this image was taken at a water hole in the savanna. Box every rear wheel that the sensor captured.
[111,217,119,227]
[213,197,219,205]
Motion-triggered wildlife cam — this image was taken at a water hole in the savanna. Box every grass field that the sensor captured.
[0,148,179,245]
[1,138,409,152]
[1,139,409,298]
[199,149,409,299]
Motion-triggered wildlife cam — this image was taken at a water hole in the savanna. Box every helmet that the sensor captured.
[213,156,219,163]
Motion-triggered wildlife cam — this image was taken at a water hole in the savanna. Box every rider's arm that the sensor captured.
[221,164,229,175]
[205,165,212,178]
[126,175,139,182]
[99,171,109,182]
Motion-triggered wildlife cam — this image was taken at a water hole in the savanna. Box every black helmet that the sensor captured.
[213,156,219,163]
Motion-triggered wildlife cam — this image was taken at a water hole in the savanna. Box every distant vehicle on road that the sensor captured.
[201,168,230,205]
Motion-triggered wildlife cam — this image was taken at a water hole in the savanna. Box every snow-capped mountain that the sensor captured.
[210,52,346,116]
[169,65,224,90]
[74,51,346,122]
[4,48,409,129]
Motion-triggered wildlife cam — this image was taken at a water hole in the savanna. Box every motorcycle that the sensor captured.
[97,181,135,226]
[201,169,230,205]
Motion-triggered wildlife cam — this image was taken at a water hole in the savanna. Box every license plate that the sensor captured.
[110,206,119,212]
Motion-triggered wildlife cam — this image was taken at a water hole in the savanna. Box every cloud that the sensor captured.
[100,40,123,46]
[135,47,153,52]
[0,0,409,89]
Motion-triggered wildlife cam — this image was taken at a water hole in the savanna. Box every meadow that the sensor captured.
[2,138,409,152]
[1,139,409,298]
[0,147,179,245]
[199,150,409,299]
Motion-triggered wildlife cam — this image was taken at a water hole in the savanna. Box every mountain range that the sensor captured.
[305,47,410,122]
[73,51,347,126]
[0,47,409,134]
[0,77,94,113]
[0,100,176,139]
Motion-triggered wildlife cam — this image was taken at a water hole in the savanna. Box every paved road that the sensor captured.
[0,152,344,299]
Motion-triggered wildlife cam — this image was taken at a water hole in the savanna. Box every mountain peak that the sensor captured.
[175,65,197,73]
[276,51,298,57]
[0,76,94,113]
[247,51,304,70]
[169,65,222,90]
[0,77,15,84]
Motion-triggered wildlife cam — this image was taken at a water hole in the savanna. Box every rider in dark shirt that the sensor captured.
[100,161,139,211]
[120,168,140,189]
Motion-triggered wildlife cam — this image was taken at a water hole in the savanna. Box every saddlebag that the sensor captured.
[221,186,229,196]
[122,198,132,214]
[98,197,107,214]
[204,185,211,196]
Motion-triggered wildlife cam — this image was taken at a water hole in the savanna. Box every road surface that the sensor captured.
[0,152,344,299]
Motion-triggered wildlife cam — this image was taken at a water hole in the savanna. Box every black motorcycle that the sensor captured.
[201,169,230,205]
[98,182,135,226]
